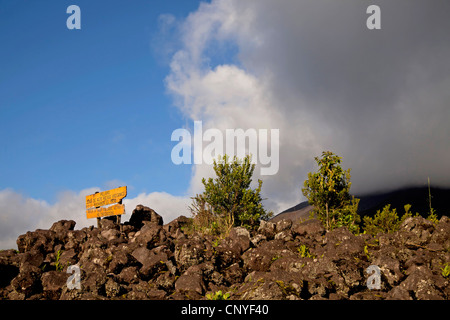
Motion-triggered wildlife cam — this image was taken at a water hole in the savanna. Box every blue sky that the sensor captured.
[1,1,450,249]
[0,1,202,201]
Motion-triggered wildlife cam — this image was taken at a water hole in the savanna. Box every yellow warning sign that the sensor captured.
[86,203,125,219]
[85,186,127,209]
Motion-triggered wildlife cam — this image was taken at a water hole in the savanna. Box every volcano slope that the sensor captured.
[0,204,449,300]
[272,186,450,223]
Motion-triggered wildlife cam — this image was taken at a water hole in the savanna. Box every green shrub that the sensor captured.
[363,204,414,236]
[190,154,272,235]
[302,151,360,233]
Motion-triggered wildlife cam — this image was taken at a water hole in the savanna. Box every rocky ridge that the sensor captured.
[0,204,449,300]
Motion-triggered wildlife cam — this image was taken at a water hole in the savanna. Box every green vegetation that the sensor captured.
[271,254,281,262]
[211,238,221,248]
[302,151,360,233]
[275,280,300,298]
[362,204,417,236]
[188,151,443,239]
[363,245,371,260]
[426,178,439,224]
[441,263,450,278]
[297,244,315,258]
[427,211,439,225]
[206,290,230,300]
[189,154,272,236]
[301,151,443,236]
[55,249,64,271]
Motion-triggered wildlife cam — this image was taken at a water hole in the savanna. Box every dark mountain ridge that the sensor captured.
[272,186,450,222]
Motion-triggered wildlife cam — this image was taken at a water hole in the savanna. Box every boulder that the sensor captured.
[117,266,140,284]
[242,240,288,272]
[0,250,20,289]
[82,266,107,294]
[16,229,57,254]
[371,255,404,287]
[125,280,151,300]
[132,222,166,249]
[257,220,276,239]
[78,246,110,271]
[175,273,205,296]
[58,249,78,270]
[131,246,168,279]
[154,271,177,291]
[214,228,251,268]
[235,271,292,300]
[65,230,87,251]
[104,278,121,298]
[106,247,130,274]
[100,228,121,242]
[18,250,44,269]
[147,287,167,300]
[293,218,325,242]
[386,286,413,300]
[276,219,292,232]
[400,267,444,300]
[163,215,190,234]
[174,237,205,271]
[397,217,434,248]
[41,271,69,299]
[430,216,450,251]
[50,220,76,234]
[222,262,245,285]
[322,227,365,259]
[11,264,42,298]
[127,205,163,229]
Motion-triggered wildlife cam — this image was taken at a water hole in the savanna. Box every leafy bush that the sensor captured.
[302,151,360,233]
[332,196,361,234]
[190,154,272,235]
[362,204,415,236]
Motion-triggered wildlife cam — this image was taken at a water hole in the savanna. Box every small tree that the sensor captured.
[190,154,272,234]
[302,151,360,232]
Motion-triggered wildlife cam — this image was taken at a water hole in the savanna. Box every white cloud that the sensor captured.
[165,0,450,215]
[165,0,326,213]
[0,188,95,250]
[0,188,190,250]
[0,189,47,249]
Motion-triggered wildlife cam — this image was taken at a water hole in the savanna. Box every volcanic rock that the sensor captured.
[1,206,448,300]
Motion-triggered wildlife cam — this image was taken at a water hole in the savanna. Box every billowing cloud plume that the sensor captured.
[166,0,450,213]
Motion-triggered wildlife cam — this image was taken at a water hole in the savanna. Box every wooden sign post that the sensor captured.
[85,186,127,228]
